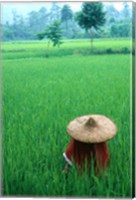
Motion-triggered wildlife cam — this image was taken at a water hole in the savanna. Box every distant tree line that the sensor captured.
[1,2,132,41]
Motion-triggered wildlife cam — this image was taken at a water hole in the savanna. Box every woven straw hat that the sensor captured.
[67,115,117,143]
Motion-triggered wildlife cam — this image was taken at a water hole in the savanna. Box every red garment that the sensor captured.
[65,139,109,173]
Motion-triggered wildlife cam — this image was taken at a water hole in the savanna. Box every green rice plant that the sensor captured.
[2,41,132,197]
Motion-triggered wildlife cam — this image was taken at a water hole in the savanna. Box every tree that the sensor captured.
[38,7,48,31]
[12,10,21,38]
[2,22,14,40]
[76,2,106,48]
[11,11,29,40]
[49,3,61,23]
[37,20,63,47]
[61,5,73,30]
[105,4,120,27]
[106,4,120,19]
[121,2,131,19]
[110,22,131,37]
[27,10,40,39]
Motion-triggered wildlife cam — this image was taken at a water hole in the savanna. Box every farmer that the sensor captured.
[63,114,117,176]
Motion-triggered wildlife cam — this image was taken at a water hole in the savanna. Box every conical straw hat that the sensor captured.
[67,115,117,143]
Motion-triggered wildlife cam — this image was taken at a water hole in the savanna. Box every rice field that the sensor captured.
[2,39,132,197]
[2,38,132,60]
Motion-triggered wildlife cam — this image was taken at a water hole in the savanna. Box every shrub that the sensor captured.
[106,48,113,54]
[121,47,130,54]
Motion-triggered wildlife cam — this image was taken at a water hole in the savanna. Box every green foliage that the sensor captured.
[45,20,63,47]
[49,3,61,22]
[106,48,113,54]
[61,5,73,22]
[121,2,131,18]
[37,32,46,40]
[121,47,129,54]
[76,2,106,48]
[61,4,74,38]
[2,25,14,41]
[37,20,63,47]
[76,2,106,31]
[110,22,131,37]
[2,3,132,41]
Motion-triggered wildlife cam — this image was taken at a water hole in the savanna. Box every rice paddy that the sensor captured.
[2,39,132,197]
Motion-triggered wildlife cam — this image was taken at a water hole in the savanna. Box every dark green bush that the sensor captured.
[121,47,130,54]
[106,48,113,54]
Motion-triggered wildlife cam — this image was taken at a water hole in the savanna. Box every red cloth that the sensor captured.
[65,139,109,173]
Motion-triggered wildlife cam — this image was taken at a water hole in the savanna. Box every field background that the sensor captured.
[2,38,132,197]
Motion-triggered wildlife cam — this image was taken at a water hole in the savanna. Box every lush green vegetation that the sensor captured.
[2,38,132,60]
[2,39,132,197]
[2,2,132,41]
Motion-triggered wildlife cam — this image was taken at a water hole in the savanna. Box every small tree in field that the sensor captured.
[76,2,106,49]
[37,20,63,47]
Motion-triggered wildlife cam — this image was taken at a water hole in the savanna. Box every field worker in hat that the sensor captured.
[63,114,117,176]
